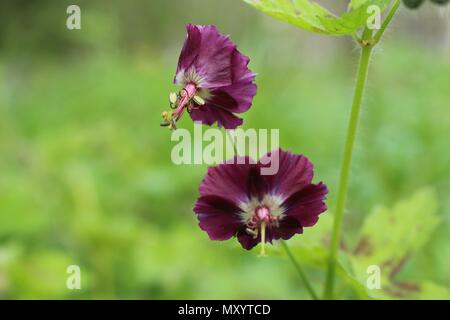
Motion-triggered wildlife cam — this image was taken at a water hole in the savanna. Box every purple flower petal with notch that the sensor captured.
[193,149,328,254]
[161,24,256,130]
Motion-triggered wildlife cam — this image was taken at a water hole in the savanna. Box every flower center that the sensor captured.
[161,83,206,130]
[256,206,270,221]
[245,205,279,257]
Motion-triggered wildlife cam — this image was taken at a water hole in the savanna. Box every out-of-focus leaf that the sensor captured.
[290,245,370,298]
[242,0,392,35]
[276,188,447,299]
[271,214,370,299]
[7,250,82,299]
[408,282,450,300]
[353,188,439,270]
[364,280,450,300]
[350,188,444,299]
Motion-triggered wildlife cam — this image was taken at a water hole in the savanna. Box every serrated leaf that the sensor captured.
[243,0,392,35]
[354,188,439,267]
[363,280,450,300]
[271,214,370,299]
[276,189,444,299]
[293,245,370,298]
[350,188,442,299]
[407,282,450,300]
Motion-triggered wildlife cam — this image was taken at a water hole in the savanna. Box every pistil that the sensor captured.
[259,221,267,257]
[255,206,270,257]
[161,83,205,130]
[173,83,197,120]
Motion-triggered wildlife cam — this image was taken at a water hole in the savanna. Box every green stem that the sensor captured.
[374,0,401,45]
[323,1,401,299]
[281,241,319,300]
[323,44,373,299]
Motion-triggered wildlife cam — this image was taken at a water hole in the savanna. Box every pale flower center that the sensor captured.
[239,195,285,257]
[256,206,270,222]
[161,68,211,130]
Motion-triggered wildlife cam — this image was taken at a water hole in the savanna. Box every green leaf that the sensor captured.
[353,188,439,269]
[370,280,450,300]
[350,188,444,299]
[243,0,392,35]
[290,245,371,298]
[274,189,447,299]
[272,214,371,299]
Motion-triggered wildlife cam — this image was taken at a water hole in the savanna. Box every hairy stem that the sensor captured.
[323,0,401,299]
[281,241,319,300]
[323,44,373,299]
[374,0,401,45]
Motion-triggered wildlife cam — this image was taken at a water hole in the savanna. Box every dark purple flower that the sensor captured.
[161,24,257,130]
[193,149,328,255]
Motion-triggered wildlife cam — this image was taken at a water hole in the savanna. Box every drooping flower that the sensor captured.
[193,149,328,255]
[161,24,257,130]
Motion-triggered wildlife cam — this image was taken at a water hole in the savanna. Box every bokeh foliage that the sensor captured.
[0,0,449,299]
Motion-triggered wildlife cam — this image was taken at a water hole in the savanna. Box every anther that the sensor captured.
[169,92,178,105]
[192,95,205,106]
[246,228,258,239]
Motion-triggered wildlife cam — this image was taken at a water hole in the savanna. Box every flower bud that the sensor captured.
[402,0,425,8]
[429,0,449,5]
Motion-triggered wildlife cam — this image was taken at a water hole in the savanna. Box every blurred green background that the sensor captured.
[0,0,449,299]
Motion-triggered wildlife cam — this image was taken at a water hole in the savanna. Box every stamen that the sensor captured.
[246,227,258,239]
[161,83,200,130]
[169,92,178,106]
[192,95,205,106]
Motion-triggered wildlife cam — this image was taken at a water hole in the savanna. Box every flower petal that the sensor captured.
[236,217,302,250]
[282,183,328,227]
[194,195,243,240]
[194,25,236,88]
[267,217,303,241]
[189,100,243,129]
[189,50,256,124]
[176,25,235,88]
[218,49,257,113]
[237,231,259,250]
[198,159,254,205]
[259,149,315,200]
[175,24,201,80]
